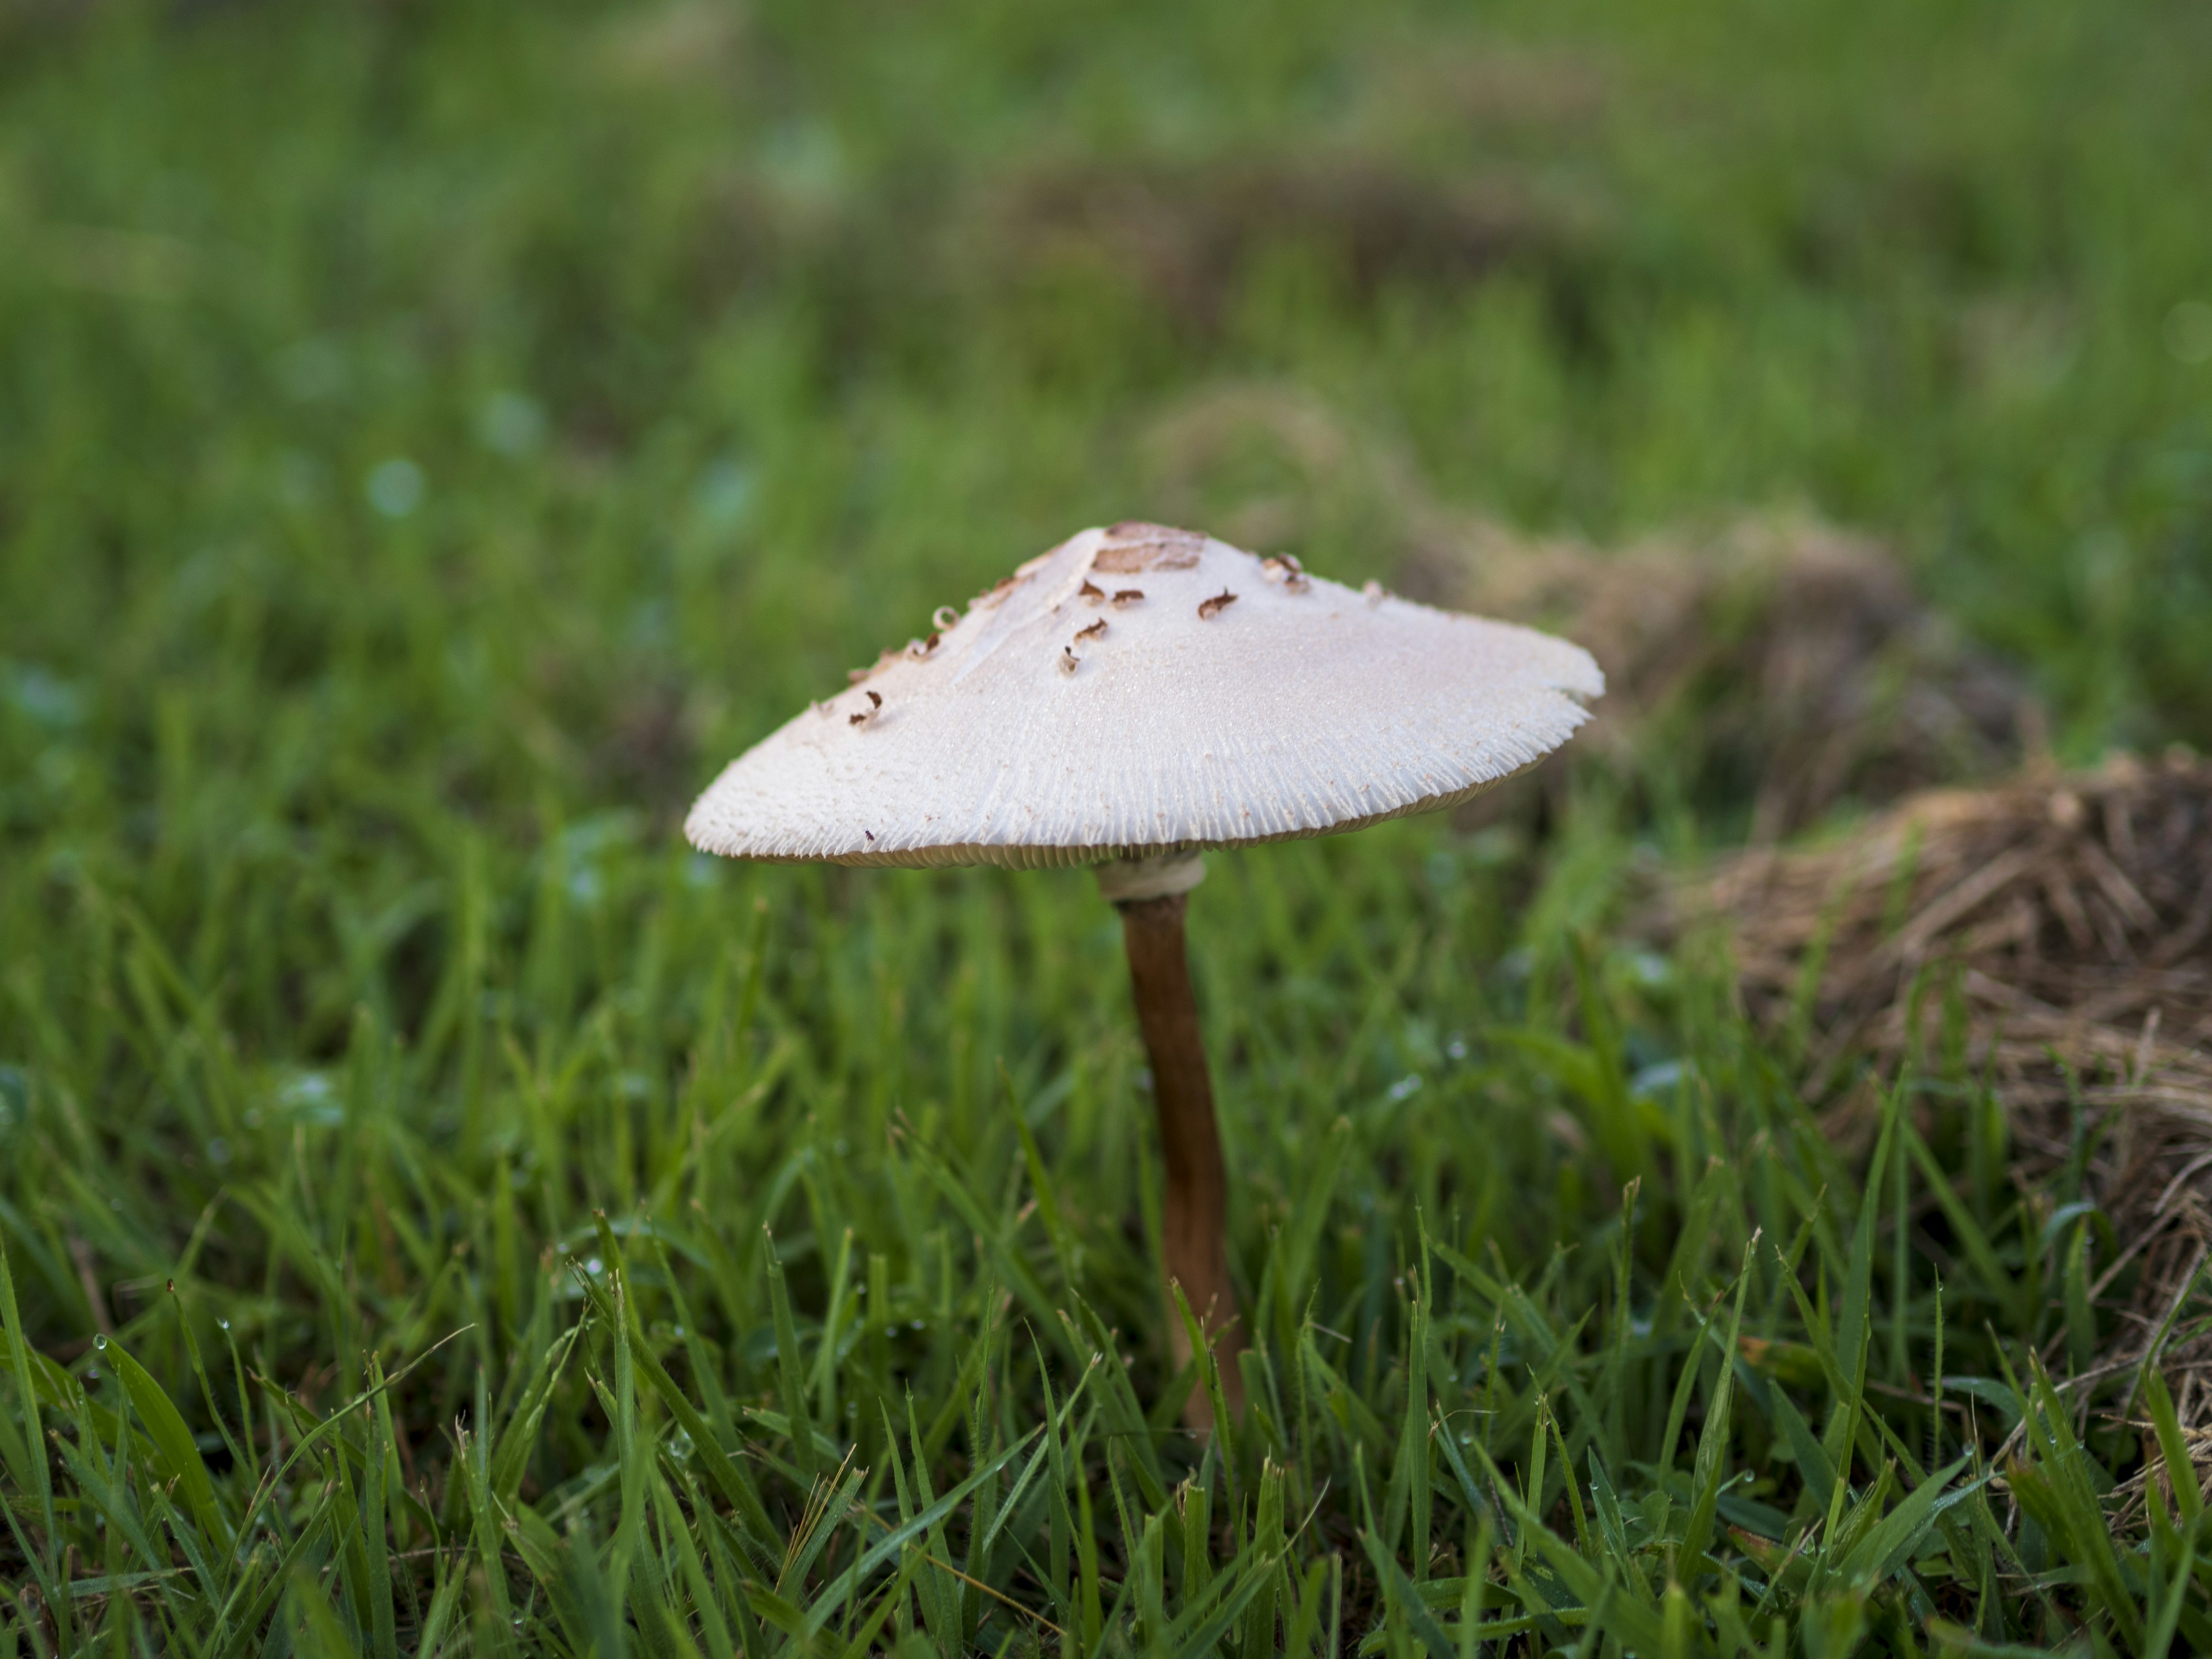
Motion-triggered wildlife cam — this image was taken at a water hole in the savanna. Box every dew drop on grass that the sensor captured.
[366,457,425,519]
[693,457,756,531]
[6,667,86,730]
[478,391,546,455]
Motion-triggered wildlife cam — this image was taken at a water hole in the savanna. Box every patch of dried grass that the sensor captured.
[1682,752,2212,1415]
[1438,516,2033,840]
[1698,751,2212,1099]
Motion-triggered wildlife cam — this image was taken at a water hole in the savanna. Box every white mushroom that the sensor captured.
[686,521,1602,1425]
[688,523,1600,866]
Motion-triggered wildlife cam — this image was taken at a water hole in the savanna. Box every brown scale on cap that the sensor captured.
[1075,619,1108,642]
[1093,520,1204,574]
[1058,646,1080,675]
[906,631,941,660]
[1112,588,1145,607]
[849,689,884,726]
[1263,554,1312,594]
[1096,544,1193,574]
[1197,589,1238,620]
[1078,579,1106,604]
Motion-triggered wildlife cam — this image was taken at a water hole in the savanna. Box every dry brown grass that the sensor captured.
[1680,752,2212,1414]
[1435,514,2033,839]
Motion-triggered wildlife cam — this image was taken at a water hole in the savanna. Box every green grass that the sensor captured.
[4,0,2212,1652]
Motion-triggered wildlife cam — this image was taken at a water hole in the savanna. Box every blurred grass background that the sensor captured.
[3,0,2212,1653]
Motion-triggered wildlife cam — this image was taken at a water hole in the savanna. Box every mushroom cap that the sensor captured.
[685,523,1603,869]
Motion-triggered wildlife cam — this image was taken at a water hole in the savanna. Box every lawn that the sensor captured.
[3,0,2211,1653]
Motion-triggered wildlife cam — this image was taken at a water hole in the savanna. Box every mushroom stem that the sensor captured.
[1114,889,1245,1428]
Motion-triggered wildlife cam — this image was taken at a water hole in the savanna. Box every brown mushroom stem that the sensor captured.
[1114,890,1246,1427]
